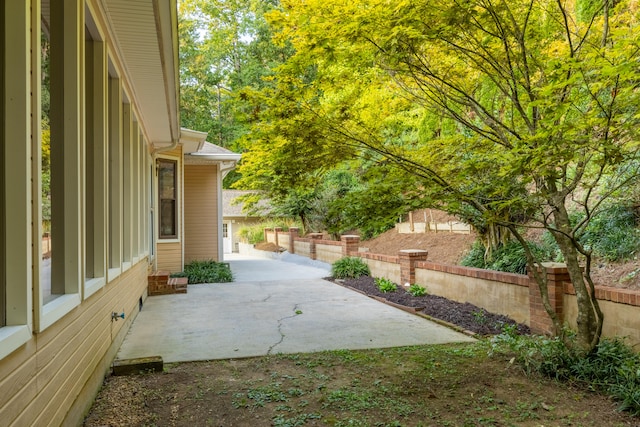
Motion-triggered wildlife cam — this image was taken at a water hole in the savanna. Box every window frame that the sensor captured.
[157,158,178,240]
[36,0,83,332]
[0,0,33,359]
[83,14,107,299]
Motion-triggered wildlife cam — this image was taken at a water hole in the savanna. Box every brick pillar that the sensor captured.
[399,250,429,286]
[274,227,283,248]
[288,227,300,254]
[309,233,323,260]
[264,228,271,244]
[341,235,360,257]
[528,263,568,336]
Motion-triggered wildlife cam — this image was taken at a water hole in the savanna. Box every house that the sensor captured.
[222,190,273,253]
[0,1,238,425]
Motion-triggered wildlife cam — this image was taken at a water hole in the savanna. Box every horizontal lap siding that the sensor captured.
[0,260,148,426]
[184,165,219,263]
[156,242,182,273]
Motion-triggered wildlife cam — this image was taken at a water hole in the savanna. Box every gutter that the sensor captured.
[152,139,179,156]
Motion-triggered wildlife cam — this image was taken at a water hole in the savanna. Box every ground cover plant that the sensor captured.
[84,343,635,426]
[172,259,233,284]
[492,328,640,416]
[374,277,397,293]
[339,275,529,336]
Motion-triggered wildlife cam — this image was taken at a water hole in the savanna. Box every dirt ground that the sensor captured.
[83,213,640,426]
[84,343,635,427]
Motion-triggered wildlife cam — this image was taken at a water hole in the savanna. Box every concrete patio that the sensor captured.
[116,253,475,363]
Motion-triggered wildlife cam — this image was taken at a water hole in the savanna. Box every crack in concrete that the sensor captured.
[267,303,301,355]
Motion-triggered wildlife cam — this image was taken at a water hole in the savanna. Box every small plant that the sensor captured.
[375,277,397,293]
[407,284,427,297]
[172,259,233,283]
[331,257,370,279]
[472,309,487,325]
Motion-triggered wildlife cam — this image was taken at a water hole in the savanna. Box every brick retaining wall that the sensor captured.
[263,228,640,346]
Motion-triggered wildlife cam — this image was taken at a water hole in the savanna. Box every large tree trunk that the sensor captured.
[550,202,603,352]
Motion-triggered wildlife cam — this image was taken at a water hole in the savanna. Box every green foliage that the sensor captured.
[461,240,551,275]
[236,220,302,245]
[492,328,640,415]
[173,260,233,284]
[540,204,640,263]
[331,257,370,279]
[579,205,640,262]
[375,277,397,293]
[407,284,427,297]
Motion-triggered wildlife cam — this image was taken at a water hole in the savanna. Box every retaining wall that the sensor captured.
[262,228,640,346]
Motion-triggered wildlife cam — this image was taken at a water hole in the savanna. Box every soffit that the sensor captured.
[103,0,180,145]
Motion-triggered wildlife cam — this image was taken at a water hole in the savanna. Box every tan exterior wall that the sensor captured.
[564,296,640,347]
[294,240,311,258]
[278,233,290,249]
[415,268,530,324]
[363,258,401,283]
[316,242,344,264]
[0,260,148,426]
[184,165,219,263]
[156,242,182,273]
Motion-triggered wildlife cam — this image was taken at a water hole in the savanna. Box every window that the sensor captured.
[1,0,32,358]
[38,0,83,330]
[149,160,155,257]
[1,0,5,328]
[122,103,133,267]
[84,16,107,297]
[223,223,228,239]
[158,159,177,239]
[108,75,122,275]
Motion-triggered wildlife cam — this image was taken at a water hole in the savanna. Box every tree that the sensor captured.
[178,0,292,153]
[250,0,640,352]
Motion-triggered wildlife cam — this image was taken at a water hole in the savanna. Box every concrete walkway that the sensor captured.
[116,253,474,363]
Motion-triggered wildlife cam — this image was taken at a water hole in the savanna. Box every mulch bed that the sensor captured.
[334,276,530,336]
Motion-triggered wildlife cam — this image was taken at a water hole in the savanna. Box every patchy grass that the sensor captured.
[84,343,635,426]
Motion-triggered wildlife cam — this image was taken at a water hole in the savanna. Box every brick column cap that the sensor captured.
[341,234,360,241]
[399,249,429,256]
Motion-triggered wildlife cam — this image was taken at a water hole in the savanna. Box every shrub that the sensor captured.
[375,277,397,293]
[461,239,551,275]
[172,259,233,284]
[491,328,640,415]
[236,220,304,245]
[407,283,427,297]
[331,257,370,279]
[580,204,640,262]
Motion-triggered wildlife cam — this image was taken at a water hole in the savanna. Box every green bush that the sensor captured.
[580,205,640,262]
[491,328,640,415]
[375,277,397,293]
[461,240,551,275]
[236,219,304,245]
[407,283,427,297]
[331,257,370,279]
[172,259,233,284]
[540,204,640,263]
